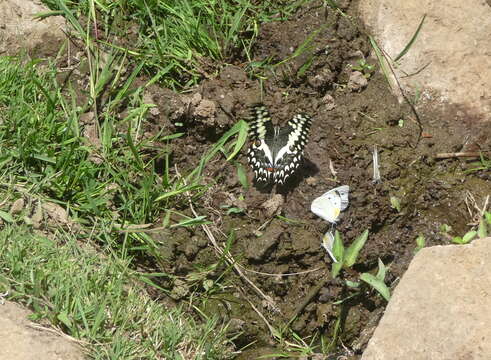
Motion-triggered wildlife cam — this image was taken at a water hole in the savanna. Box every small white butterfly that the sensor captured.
[310,185,350,223]
[321,230,338,263]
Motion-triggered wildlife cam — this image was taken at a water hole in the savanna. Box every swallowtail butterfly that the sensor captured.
[247,104,312,184]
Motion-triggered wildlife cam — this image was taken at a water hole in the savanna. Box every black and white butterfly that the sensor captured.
[246,104,313,185]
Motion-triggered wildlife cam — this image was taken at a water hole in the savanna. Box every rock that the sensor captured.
[0,0,67,57]
[321,94,336,111]
[42,202,69,225]
[358,0,491,123]
[261,194,284,217]
[348,71,368,92]
[0,301,84,360]
[193,98,216,124]
[184,242,199,260]
[362,237,491,359]
[31,202,43,229]
[244,222,283,262]
[307,68,335,90]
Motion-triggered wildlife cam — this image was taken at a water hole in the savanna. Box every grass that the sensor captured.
[0,225,234,359]
[0,51,247,358]
[42,0,310,89]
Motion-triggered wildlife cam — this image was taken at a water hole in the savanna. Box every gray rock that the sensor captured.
[0,301,84,359]
[363,237,491,359]
[358,0,491,123]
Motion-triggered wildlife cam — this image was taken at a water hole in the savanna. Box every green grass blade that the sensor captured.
[155,184,203,202]
[369,36,392,86]
[375,258,387,281]
[125,126,144,172]
[462,230,477,244]
[394,14,426,62]
[170,215,210,228]
[189,120,248,181]
[236,162,249,189]
[226,120,249,161]
[0,210,14,223]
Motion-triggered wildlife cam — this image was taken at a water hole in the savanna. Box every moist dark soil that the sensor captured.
[138,0,491,358]
[81,0,491,358]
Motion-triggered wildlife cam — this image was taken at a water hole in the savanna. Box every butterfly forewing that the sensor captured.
[247,104,313,184]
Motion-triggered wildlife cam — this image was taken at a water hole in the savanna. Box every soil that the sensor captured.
[10,0,491,358]
[136,0,491,358]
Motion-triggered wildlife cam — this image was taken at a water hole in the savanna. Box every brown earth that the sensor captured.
[140,0,491,357]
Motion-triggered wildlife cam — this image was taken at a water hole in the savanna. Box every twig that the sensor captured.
[243,293,278,338]
[434,152,481,159]
[240,266,322,277]
[481,195,490,219]
[380,46,424,143]
[175,165,277,310]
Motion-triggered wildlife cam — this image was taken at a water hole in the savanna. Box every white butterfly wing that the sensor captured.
[311,192,342,223]
[321,231,338,263]
[333,185,349,211]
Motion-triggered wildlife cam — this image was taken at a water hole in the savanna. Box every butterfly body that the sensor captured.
[247,104,312,184]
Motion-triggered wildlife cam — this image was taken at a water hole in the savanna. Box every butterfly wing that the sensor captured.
[272,113,313,184]
[332,185,350,210]
[311,192,342,223]
[322,231,338,263]
[247,104,275,182]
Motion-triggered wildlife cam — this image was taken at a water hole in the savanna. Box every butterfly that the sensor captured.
[310,185,350,223]
[321,230,338,263]
[246,104,313,184]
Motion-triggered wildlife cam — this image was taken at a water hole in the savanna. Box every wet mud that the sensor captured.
[122,0,491,357]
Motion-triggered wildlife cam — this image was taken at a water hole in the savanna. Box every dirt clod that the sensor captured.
[261,194,284,217]
[10,198,25,215]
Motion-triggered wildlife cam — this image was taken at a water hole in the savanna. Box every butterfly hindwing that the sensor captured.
[247,105,275,182]
[272,113,313,184]
[247,104,312,184]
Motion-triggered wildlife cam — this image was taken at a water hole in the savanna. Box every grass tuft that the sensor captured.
[0,225,234,359]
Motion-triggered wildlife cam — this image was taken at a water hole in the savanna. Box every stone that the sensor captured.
[0,301,84,360]
[0,0,67,57]
[362,237,491,359]
[261,194,284,217]
[358,0,491,123]
[348,71,368,92]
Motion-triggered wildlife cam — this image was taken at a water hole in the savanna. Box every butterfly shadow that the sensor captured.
[251,180,276,194]
[276,158,319,195]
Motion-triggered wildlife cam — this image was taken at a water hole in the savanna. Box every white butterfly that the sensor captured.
[310,185,350,223]
[321,230,338,263]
